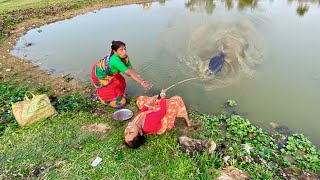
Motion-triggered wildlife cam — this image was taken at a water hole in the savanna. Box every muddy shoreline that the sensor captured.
[0,0,155,97]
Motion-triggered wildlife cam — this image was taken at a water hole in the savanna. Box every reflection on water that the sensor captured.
[221,0,258,10]
[142,3,152,9]
[237,0,258,10]
[150,0,319,16]
[185,0,216,14]
[142,0,166,9]
[288,0,319,16]
[296,4,309,16]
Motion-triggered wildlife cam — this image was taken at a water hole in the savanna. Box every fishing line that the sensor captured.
[164,77,200,91]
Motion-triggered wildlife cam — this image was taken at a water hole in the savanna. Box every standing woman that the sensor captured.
[91,41,153,108]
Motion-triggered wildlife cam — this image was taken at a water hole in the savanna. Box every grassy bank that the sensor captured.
[0,111,197,179]
[1,81,319,179]
[0,0,73,11]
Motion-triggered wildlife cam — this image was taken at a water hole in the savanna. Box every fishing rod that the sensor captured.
[164,77,200,91]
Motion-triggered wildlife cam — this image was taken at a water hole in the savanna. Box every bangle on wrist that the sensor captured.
[160,92,166,97]
[141,80,145,86]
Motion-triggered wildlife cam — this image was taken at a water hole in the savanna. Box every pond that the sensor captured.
[11,0,320,147]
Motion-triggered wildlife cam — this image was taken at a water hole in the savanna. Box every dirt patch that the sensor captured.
[81,122,112,133]
[178,136,216,156]
[217,166,250,180]
[176,119,204,137]
[0,0,155,98]
[281,167,318,180]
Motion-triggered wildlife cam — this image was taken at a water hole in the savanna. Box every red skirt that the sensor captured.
[91,64,126,108]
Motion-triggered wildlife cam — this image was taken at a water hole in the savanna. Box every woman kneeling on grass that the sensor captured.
[124,89,192,148]
[91,41,153,108]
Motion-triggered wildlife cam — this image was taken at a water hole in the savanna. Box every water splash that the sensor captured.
[161,18,265,90]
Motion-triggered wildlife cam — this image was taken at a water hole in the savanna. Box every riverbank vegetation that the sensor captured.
[0,0,319,179]
[1,80,319,179]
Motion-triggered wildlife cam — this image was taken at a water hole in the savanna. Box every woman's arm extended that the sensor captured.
[124,68,152,90]
[145,98,167,119]
[183,114,192,127]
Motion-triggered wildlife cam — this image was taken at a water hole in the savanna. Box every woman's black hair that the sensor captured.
[111,41,126,51]
[125,134,146,149]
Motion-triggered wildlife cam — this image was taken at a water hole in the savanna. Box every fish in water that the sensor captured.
[208,52,225,74]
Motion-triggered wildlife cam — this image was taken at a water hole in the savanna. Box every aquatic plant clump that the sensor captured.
[188,111,319,178]
[281,133,320,172]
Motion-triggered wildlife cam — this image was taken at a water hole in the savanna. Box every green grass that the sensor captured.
[0,0,64,11]
[0,111,199,178]
[0,0,86,11]
[0,81,200,178]
[0,0,124,12]
[0,81,319,178]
